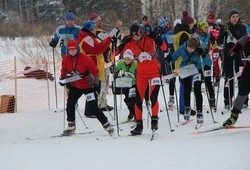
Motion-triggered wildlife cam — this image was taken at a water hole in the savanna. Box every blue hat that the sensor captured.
[65,11,75,20]
[159,16,168,27]
[82,20,97,32]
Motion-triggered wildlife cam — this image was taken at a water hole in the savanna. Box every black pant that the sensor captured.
[223,55,242,105]
[67,86,107,125]
[182,72,203,112]
[203,66,215,99]
[123,87,136,117]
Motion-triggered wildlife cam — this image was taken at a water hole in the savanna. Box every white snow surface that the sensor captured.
[0,37,250,170]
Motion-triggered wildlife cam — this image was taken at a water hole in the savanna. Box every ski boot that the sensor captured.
[223,113,239,127]
[63,121,76,135]
[243,104,248,109]
[130,120,143,136]
[151,116,159,131]
[168,96,175,110]
[209,98,215,108]
[103,122,114,135]
[127,113,134,121]
[224,105,231,110]
[184,107,191,121]
[196,112,203,124]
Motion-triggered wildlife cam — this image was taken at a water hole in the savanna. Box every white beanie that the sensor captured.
[123,49,134,59]
[173,19,181,27]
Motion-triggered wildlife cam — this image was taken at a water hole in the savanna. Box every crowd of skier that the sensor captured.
[49,8,250,136]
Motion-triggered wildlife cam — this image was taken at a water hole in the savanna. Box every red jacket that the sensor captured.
[116,34,167,74]
[60,52,99,89]
[78,29,112,80]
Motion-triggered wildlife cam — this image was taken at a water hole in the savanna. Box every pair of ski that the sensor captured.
[176,119,203,129]
[190,125,250,135]
[26,131,95,140]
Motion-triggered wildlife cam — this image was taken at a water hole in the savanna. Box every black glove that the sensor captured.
[195,47,205,56]
[92,83,99,92]
[148,31,158,39]
[110,64,114,73]
[111,37,117,45]
[223,31,228,37]
[49,39,56,48]
[114,72,119,78]
[166,55,172,63]
[59,77,65,86]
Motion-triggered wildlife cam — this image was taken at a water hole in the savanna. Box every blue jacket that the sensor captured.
[52,24,81,57]
[169,42,212,71]
[197,34,213,67]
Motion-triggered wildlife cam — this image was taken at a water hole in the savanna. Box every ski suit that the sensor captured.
[116,33,167,120]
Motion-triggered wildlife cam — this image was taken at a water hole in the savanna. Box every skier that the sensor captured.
[141,15,153,33]
[116,23,167,135]
[223,34,250,127]
[49,11,81,57]
[60,40,114,135]
[173,11,194,115]
[154,16,176,109]
[197,21,215,108]
[88,12,122,112]
[217,8,248,110]
[114,49,137,121]
[77,20,120,118]
[166,37,212,124]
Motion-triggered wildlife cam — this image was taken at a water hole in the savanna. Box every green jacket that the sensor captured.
[115,60,137,85]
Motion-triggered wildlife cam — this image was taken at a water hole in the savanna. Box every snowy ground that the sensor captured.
[0,37,250,170]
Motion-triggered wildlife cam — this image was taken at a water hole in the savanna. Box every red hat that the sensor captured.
[88,13,101,22]
[181,11,194,26]
[67,40,78,50]
[208,12,216,20]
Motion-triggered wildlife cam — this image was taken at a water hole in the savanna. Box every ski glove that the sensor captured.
[49,39,56,48]
[87,72,99,87]
[148,31,158,39]
[195,47,206,56]
[166,55,172,63]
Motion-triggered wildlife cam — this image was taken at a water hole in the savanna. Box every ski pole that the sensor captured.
[160,77,174,132]
[95,91,114,120]
[111,39,120,136]
[63,85,66,131]
[76,108,89,129]
[52,48,58,111]
[170,62,180,122]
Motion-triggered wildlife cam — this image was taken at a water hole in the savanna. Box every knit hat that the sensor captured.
[187,37,200,49]
[229,8,239,18]
[88,13,101,22]
[65,11,75,20]
[159,16,168,27]
[181,11,194,26]
[67,40,78,50]
[123,49,134,59]
[208,12,216,20]
[173,19,181,27]
[199,21,209,32]
[82,20,97,32]
[130,24,141,36]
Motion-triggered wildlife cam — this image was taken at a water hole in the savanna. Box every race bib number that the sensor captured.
[204,70,212,77]
[138,52,152,62]
[151,77,161,86]
[129,87,136,98]
[85,93,95,101]
[213,53,219,59]
[193,74,201,82]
